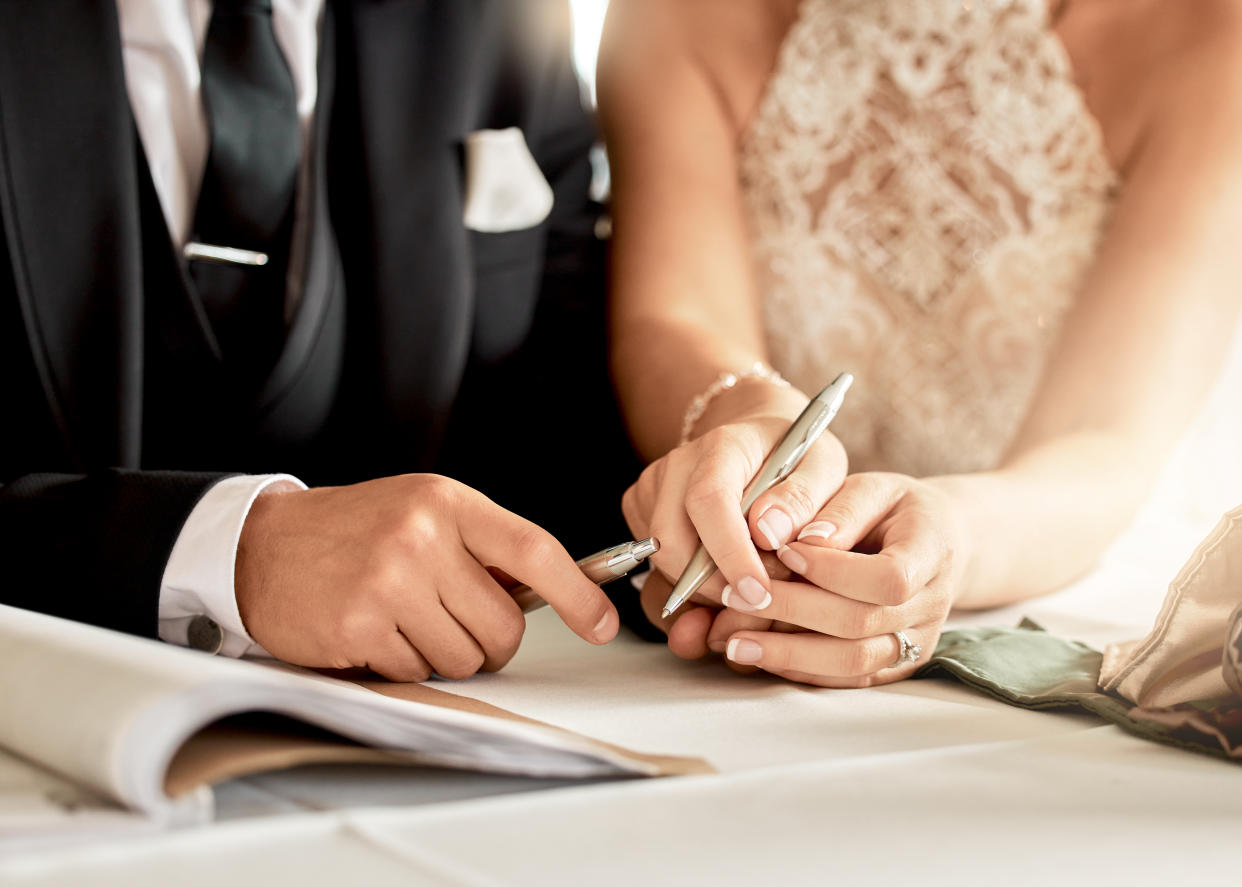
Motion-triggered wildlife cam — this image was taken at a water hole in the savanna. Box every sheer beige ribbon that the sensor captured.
[1100,505,1242,708]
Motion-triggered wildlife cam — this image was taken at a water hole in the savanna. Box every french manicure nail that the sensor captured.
[777,545,808,575]
[756,508,794,550]
[734,576,772,611]
[798,521,838,543]
[726,638,763,664]
[593,610,617,641]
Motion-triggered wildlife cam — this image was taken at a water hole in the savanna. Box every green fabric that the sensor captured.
[916,620,1241,763]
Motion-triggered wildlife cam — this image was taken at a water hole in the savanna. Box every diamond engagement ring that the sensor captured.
[893,630,922,667]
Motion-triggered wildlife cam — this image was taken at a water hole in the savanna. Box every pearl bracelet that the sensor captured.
[678,362,790,446]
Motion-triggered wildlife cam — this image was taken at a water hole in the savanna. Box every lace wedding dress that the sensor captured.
[741,0,1118,476]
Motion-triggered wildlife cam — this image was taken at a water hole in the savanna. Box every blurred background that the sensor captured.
[570,0,609,107]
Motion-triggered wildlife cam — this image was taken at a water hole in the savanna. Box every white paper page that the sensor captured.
[0,745,210,853]
[0,605,661,821]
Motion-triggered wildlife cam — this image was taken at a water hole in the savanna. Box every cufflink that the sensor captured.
[187,615,225,655]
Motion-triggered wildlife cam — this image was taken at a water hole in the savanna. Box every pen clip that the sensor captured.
[771,378,849,480]
[772,409,830,482]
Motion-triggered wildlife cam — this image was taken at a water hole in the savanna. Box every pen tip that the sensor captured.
[661,608,672,620]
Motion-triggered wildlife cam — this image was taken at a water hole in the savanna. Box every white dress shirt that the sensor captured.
[118,0,323,246]
[116,0,322,655]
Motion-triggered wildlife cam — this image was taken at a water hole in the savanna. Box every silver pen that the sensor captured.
[661,372,854,618]
[512,537,660,613]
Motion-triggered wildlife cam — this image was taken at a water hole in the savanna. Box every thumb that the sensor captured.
[746,432,848,551]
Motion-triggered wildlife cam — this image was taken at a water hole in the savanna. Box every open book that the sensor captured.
[0,604,708,846]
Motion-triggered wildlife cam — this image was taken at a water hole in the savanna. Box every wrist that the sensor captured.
[679,362,793,444]
[234,484,294,638]
[685,374,809,441]
[923,473,994,608]
[158,474,302,659]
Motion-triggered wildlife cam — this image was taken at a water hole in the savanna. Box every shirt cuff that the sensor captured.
[158,474,306,658]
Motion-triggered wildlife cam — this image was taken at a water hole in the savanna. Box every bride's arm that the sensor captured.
[600,0,779,458]
[937,37,1242,607]
[709,54,1242,684]
[702,51,1242,683]
[737,24,1242,667]
[598,0,845,632]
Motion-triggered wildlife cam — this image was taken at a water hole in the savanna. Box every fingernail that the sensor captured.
[798,521,838,543]
[732,576,771,611]
[756,508,794,550]
[722,583,772,612]
[593,610,618,641]
[777,545,807,575]
[726,638,763,664]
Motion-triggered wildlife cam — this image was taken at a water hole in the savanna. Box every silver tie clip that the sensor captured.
[184,241,269,267]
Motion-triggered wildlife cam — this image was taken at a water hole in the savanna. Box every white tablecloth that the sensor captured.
[4,498,1241,886]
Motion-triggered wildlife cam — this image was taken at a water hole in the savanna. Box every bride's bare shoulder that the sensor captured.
[600,0,798,136]
[1060,0,1242,173]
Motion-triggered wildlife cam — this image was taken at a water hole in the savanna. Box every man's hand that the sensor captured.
[234,474,619,681]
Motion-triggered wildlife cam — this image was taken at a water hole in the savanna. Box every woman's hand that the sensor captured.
[700,472,971,687]
[638,550,794,659]
[621,381,848,628]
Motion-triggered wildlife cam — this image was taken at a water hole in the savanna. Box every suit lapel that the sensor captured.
[0,0,143,468]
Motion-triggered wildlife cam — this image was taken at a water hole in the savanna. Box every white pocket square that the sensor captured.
[462,127,554,233]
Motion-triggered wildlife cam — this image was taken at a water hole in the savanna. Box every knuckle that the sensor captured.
[382,660,431,683]
[393,508,441,553]
[509,524,559,573]
[819,500,860,532]
[636,457,665,491]
[696,425,735,455]
[840,640,881,676]
[843,603,886,639]
[879,557,915,604]
[412,473,460,509]
[437,645,486,680]
[775,478,818,522]
[707,540,756,575]
[494,611,527,662]
[684,481,735,521]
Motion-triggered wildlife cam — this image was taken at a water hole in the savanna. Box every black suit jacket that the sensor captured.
[0,0,638,638]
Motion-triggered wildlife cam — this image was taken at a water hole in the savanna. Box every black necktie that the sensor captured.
[191,0,300,379]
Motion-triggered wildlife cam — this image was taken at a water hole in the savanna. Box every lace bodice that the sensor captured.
[741,0,1118,476]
